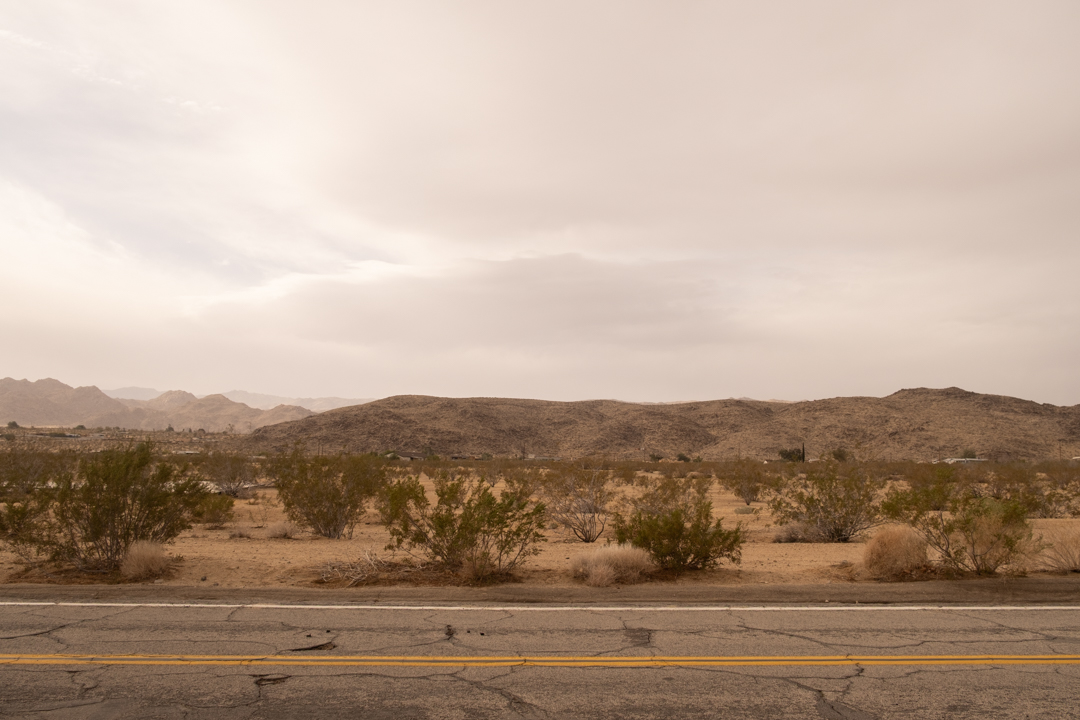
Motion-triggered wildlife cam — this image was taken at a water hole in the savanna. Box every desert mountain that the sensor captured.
[102,386,369,412]
[1,378,313,433]
[218,390,372,412]
[249,388,1080,462]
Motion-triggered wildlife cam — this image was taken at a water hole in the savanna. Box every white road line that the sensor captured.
[1,602,1079,612]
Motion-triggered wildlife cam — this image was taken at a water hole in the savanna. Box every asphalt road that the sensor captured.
[2,594,1079,719]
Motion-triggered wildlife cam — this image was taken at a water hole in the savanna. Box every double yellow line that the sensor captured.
[2,653,1079,667]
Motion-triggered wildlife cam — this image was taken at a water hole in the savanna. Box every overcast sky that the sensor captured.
[2,1,1078,404]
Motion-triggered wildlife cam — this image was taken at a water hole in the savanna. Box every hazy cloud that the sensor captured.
[1,1,1078,403]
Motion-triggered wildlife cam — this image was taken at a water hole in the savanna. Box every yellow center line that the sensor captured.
[1,653,1078,667]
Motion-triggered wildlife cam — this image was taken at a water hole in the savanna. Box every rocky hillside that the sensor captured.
[248,388,1080,461]
[0,378,314,433]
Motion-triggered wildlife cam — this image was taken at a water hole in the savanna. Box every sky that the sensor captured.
[1,1,1079,405]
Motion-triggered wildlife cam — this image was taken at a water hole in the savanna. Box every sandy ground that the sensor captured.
[2,485,1075,590]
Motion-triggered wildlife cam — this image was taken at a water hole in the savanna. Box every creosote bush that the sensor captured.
[200,452,256,498]
[192,494,234,528]
[768,462,884,542]
[55,445,205,572]
[379,471,546,580]
[883,481,1038,575]
[0,444,207,572]
[570,543,654,587]
[719,459,770,505]
[862,525,929,580]
[613,477,741,571]
[539,466,613,542]
[269,448,387,539]
[120,541,170,580]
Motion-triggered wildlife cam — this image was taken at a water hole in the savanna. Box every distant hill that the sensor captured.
[248,388,1080,462]
[102,386,164,401]
[103,386,369,413]
[1,378,313,433]
[218,390,371,412]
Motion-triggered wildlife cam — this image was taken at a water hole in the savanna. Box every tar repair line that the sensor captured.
[2,602,1080,612]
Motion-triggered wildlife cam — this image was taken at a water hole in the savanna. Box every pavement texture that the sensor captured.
[1,580,1080,719]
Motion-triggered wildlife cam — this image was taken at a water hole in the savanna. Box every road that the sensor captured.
[2,595,1079,719]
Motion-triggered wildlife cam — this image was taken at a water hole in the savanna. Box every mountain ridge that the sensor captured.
[1,378,314,433]
[247,387,1080,461]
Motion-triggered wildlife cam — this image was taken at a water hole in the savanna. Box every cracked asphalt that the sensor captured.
[1,594,1079,719]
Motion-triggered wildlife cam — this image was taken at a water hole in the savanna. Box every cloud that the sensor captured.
[1,1,1079,403]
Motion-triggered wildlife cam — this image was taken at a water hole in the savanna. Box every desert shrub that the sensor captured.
[0,491,54,564]
[43,444,206,572]
[539,466,613,542]
[975,463,1078,519]
[192,493,234,528]
[733,506,755,515]
[201,452,256,498]
[862,525,929,580]
[380,471,546,580]
[772,523,813,543]
[570,544,654,586]
[768,462,884,542]
[266,522,298,539]
[270,449,386,539]
[612,476,741,571]
[613,500,742,571]
[1039,527,1080,573]
[883,482,1037,575]
[120,541,170,580]
[719,459,770,505]
[0,449,73,500]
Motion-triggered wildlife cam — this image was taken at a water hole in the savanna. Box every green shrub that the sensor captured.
[613,498,742,571]
[49,444,206,572]
[270,449,386,539]
[612,475,741,571]
[768,461,884,542]
[0,449,74,501]
[883,480,1037,575]
[719,459,769,505]
[192,493,235,528]
[380,471,546,579]
[0,491,54,564]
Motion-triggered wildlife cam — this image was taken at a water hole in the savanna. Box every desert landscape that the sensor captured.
[3,416,1079,594]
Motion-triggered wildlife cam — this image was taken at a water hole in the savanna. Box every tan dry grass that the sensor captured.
[862,525,929,580]
[570,544,655,587]
[120,541,170,580]
[1039,527,1080,573]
